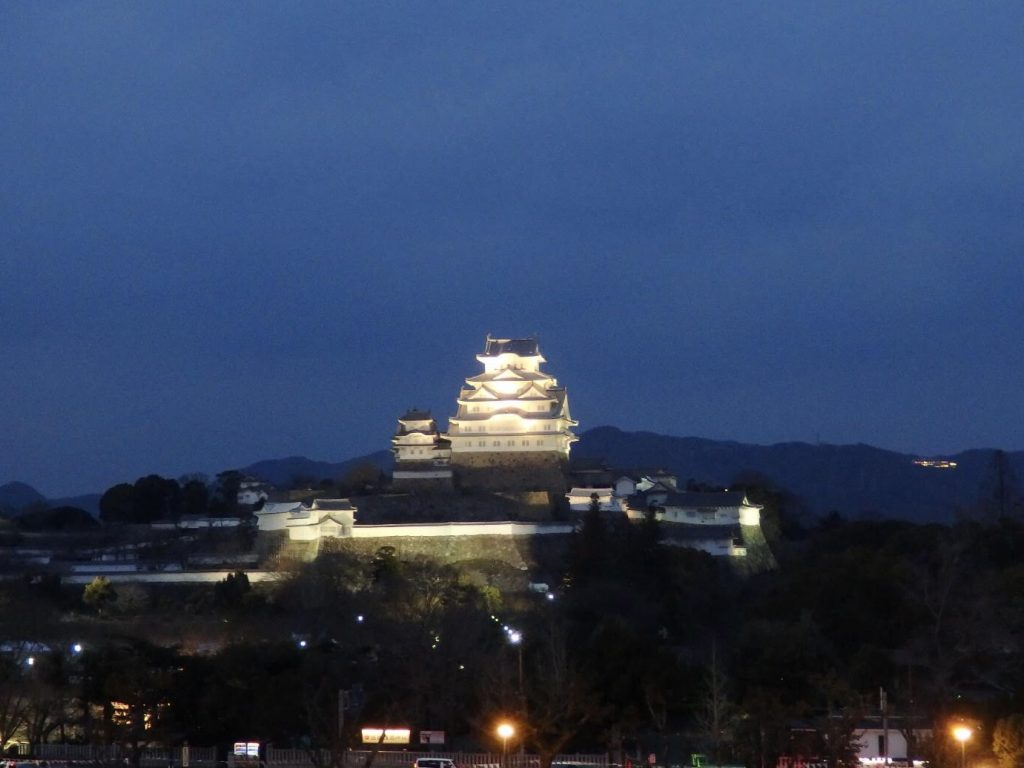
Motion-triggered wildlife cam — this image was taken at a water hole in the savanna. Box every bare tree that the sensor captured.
[521,617,608,768]
[0,650,29,750]
[695,641,735,765]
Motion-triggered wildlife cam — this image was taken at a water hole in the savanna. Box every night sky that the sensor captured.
[3,2,1023,497]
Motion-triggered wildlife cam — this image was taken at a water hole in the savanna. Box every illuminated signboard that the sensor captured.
[361,728,411,745]
[233,743,260,757]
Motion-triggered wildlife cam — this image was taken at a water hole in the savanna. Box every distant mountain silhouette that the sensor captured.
[0,481,46,514]
[242,450,394,488]
[0,482,102,518]
[48,493,102,517]
[574,426,1024,523]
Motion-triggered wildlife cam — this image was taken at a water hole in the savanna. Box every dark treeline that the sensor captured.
[95,463,385,525]
[4,504,1024,768]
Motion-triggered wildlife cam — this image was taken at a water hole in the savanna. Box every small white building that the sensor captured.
[256,499,355,540]
[238,477,273,506]
[628,490,762,526]
[624,490,763,558]
[854,718,932,764]
[254,501,305,531]
[566,487,621,512]
[391,409,454,486]
[614,471,678,498]
[285,499,356,541]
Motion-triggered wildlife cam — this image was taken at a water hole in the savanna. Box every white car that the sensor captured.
[413,758,457,768]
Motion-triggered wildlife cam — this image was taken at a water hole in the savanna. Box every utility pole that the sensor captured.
[339,689,349,741]
[880,687,888,767]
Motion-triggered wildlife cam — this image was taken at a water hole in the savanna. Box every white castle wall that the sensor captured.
[350,521,573,538]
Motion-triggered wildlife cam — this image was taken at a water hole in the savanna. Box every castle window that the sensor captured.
[493,441,500,447]
[507,440,515,447]
[478,440,485,447]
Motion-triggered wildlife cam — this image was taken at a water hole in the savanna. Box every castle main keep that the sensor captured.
[391,335,577,495]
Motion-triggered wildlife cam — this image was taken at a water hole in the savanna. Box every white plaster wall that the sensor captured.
[351,522,573,538]
[739,505,762,525]
[448,434,570,453]
[662,507,740,525]
[662,539,746,557]
[854,729,931,760]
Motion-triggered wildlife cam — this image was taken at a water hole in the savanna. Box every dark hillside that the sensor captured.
[575,426,1024,523]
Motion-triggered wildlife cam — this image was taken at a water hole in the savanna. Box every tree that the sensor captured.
[17,505,98,531]
[994,715,1024,768]
[505,615,608,768]
[82,576,117,614]
[340,462,384,494]
[213,571,252,610]
[565,495,609,590]
[986,450,1022,520]
[99,483,135,524]
[79,641,178,767]
[0,648,28,751]
[112,583,151,615]
[180,478,210,517]
[695,641,736,764]
[210,470,243,516]
[21,650,71,745]
[132,474,181,523]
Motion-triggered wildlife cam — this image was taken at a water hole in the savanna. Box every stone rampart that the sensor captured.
[452,451,569,498]
[317,531,572,574]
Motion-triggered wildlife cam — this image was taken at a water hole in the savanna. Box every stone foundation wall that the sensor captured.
[316,532,571,575]
[390,476,454,493]
[452,451,569,497]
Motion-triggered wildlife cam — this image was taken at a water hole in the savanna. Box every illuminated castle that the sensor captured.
[391,335,577,494]
[447,336,577,458]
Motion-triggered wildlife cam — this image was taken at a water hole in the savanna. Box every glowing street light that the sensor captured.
[496,722,515,768]
[952,725,972,768]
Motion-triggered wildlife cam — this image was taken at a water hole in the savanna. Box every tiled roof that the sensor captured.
[399,409,433,421]
[482,337,540,356]
[310,498,356,511]
[256,501,303,515]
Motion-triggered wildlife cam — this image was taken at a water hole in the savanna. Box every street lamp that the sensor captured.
[507,629,524,708]
[952,725,972,768]
[497,722,515,768]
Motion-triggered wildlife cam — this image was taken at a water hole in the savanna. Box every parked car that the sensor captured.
[414,758,457,768]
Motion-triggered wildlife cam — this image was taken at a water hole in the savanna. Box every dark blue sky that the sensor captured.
[3,2,1023,497]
